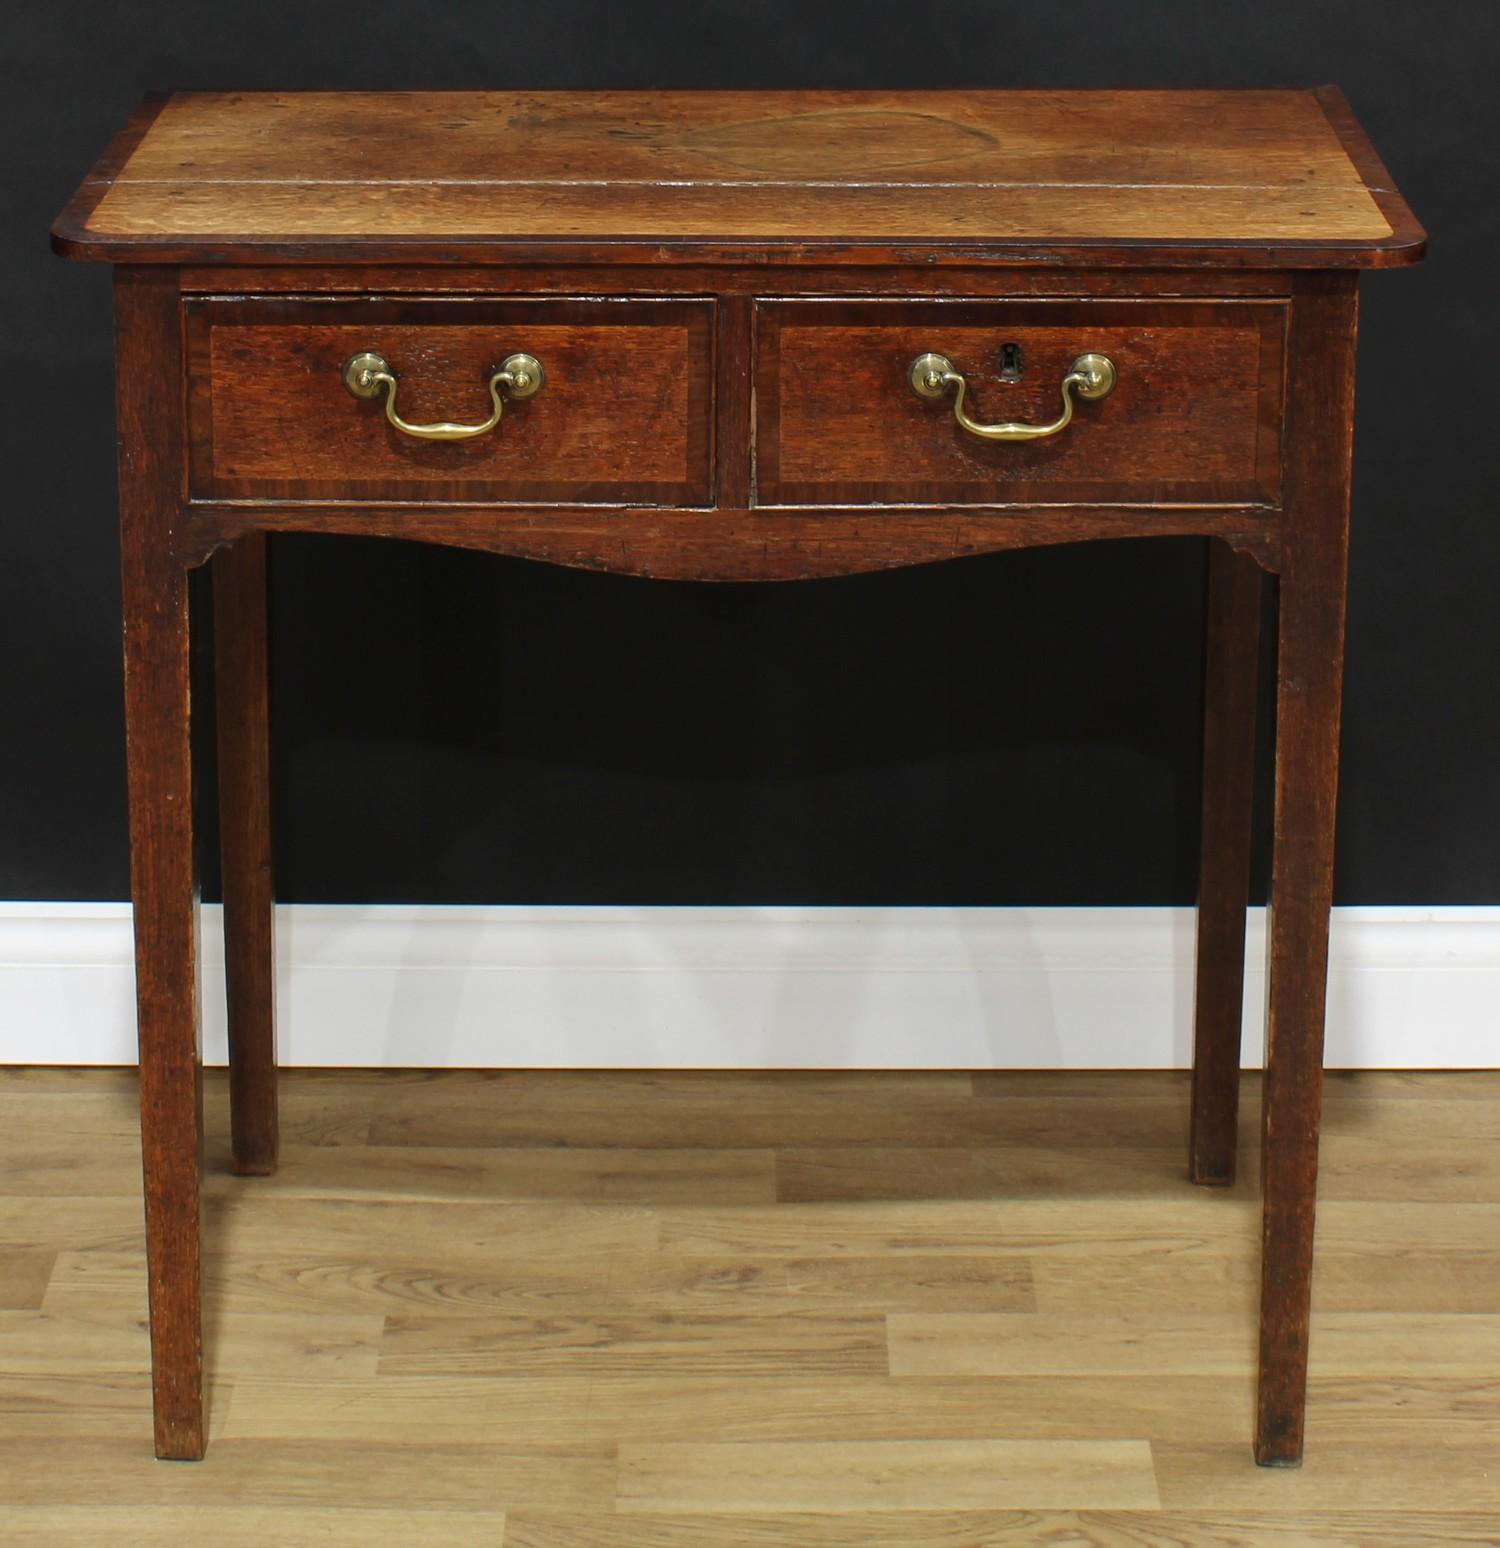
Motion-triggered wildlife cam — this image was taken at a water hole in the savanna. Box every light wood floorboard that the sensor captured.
[1,1067,1497,1543]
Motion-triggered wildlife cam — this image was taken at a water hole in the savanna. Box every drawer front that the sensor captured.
[754,300,1284,507]
[188,298,714,504]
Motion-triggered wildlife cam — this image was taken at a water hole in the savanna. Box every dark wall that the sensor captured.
[5,1,1495,905]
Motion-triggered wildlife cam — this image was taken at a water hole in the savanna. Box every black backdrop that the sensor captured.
[5,1,1496,906]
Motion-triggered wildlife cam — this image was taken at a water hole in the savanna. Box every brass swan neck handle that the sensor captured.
[342,351,545,441]
[908,351,1116,442]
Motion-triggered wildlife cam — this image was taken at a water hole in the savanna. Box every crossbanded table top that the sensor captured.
[54,88,1423,267]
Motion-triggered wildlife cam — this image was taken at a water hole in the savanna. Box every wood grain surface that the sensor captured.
[2,1066,1497,1545]
[755,299,1284,506]
[167,273,1290,579]
[1254,271,1360,1465]
[188,298,713,504]
[211,533,278,1177]
[114,267,206,1461]
[52,89,1425,266]
[1190,541,1265,1185]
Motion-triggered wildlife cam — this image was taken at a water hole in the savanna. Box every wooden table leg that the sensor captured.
[213,532,279,1176]
[1255,272,1359,1466]
[117,268,206,1460]
[1190,539,1264,1185]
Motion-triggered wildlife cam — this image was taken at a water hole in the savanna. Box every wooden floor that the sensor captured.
[2,1067,1497,1546]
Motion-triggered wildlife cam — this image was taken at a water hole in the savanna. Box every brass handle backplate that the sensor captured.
[908,351,1116,442]
[342,351,545,441]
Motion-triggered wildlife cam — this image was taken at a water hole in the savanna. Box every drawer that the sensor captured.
[754,300,1284,507]
[187,298,715,504]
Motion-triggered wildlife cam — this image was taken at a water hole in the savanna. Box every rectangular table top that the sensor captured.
[53,87,1423,268]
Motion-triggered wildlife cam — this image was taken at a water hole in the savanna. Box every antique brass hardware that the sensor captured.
[907,351,1116,442]
[342,351,545,441]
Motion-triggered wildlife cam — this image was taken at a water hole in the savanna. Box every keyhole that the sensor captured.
[999,342,1024,381]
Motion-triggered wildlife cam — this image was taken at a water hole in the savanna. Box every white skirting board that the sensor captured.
[0,903,1495,1069]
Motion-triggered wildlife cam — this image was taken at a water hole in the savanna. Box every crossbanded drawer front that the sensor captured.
[754,299,1285,509]
[187,297,715,506]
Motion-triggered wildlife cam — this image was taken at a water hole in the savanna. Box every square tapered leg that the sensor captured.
[1254,272,1358,1467]
[1190,539,1265,1185]
[213,531,279,1176]
[117,267,206,1460]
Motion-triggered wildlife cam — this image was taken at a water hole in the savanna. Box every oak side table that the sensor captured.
[53,88,1424,1464]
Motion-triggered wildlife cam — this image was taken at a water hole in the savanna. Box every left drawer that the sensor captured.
[186,297,715,505]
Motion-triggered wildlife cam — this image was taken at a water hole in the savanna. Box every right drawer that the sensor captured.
[754,299,1285,508]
